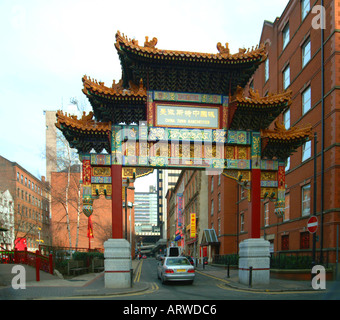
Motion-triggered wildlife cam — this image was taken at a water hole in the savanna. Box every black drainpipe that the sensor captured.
[320,0,325,264]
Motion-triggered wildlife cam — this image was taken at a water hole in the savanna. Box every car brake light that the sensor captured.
[187,269,195,273]
[165,269,174,274]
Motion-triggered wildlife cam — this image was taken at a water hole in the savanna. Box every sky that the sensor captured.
[0,0,289,192]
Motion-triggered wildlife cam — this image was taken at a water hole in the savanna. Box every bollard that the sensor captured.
[227,264,230,278]
[35,250,40,282]
[49,254,53,275]
[248,266,253,288]
[130,268,133,288]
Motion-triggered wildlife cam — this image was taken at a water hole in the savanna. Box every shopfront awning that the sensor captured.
[200,229,220,247]
[174,234,181,241]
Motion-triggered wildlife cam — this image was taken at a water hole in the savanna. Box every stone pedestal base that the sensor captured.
[239,238,270,286]
[104,239,131,288]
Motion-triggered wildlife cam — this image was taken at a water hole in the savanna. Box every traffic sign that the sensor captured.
[307,216,318,234]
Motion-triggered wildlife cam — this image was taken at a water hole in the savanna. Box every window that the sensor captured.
[283,109,290,129]
[211,199,214,216]
[264,202,269,226]
[302,184,311,216]
[302,86,311,115]
[240,213,245,232]
[218,174,221,186]
[285,157,290,171]
[17,172,20,181]
[300,232,310,249]
[284,193,290,221]
[302,39,311,67]
[211,176,214,193]
[282,235,289,250]
[218,219,221,236]
[283,65,290,89]
[283,23,290,49]
[302,140,311,161]
[241,187,246,199]
[301,0,310,20]
[265,58,269,82]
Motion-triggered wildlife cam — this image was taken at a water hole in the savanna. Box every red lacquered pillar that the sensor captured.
[111,164,123,238]
[249,168,261,238]
[249,132,261,239]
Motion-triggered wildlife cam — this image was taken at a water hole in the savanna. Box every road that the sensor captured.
[84,258,338,301]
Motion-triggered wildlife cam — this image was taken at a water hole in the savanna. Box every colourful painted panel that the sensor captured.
[91,184,112,197]
[226,159,251,170]
[155,104,219,129]
[251,132,261,169]
[153,91,222,104]
[260,160,279,171]
[90,154,111,165]
[82,159,91,186]
[91,177,111,184]
[227,131,250,145]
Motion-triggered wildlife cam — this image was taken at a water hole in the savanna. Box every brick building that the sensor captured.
[207,0,339,266]
[50,167,135,254]
[0,155,51,250]
[166,169,209,260]
[208,174,239,256]
[0,190,15,250]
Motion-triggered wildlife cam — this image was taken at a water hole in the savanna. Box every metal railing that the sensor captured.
[0,249,53,281]
[213,250,330,270]
[270,250,329,269]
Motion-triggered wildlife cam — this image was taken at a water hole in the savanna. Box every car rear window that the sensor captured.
[166,258,190,266]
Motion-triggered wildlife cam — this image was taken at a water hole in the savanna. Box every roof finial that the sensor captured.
[144,36,157,48]
[217,42,229,55]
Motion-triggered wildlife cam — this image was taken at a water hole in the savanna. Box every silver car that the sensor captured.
[157,256,195,284]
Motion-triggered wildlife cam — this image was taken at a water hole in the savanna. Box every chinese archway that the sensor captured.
[56,31,312,240]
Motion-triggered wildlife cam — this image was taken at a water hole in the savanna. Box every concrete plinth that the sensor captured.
[104,239,131,288]
[239,238,270,286]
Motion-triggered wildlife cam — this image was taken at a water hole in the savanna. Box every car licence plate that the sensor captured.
[176,269,186,272]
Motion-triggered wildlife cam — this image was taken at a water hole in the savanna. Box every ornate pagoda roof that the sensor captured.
[228,86,292,131]
[114,31,267,95]
[82,75,147,123]
[261,120,313,159]
[56,111,111,153]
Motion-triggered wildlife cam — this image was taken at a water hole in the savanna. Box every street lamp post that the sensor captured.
[123,174,135,241]
[128,201,133,245]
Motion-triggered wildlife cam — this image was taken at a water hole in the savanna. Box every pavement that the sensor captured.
[0,259,337,299]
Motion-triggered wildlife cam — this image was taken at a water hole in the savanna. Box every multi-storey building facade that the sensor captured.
[134,186,159,237]
[166,169,209,260]
[157,169,181,239]
[207,0,339,267]
[0,190,15,250]
[0,155,51,251]
[248,0,339,263]
[208,174,239,256]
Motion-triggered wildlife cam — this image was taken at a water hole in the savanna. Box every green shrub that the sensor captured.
[72,251,104,261]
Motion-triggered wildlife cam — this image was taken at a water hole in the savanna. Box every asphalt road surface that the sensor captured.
[82,258,339,301]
